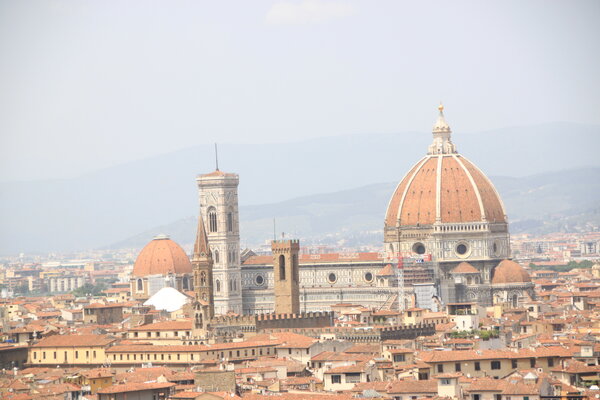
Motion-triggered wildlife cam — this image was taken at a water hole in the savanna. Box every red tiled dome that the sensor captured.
[491,259,531,285]
[385,154,506,228]
[132,235,192,277]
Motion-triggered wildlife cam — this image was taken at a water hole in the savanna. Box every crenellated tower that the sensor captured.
[272,239,300,315]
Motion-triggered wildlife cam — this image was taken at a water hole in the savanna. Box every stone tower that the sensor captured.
[196,170,243,315]
[192,211,214,320]
[272,239,300,315]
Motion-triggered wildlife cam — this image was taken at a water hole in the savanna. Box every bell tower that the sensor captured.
[272,239,300,315]
[197,169,243,315]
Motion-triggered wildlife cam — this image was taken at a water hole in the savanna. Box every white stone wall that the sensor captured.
[241,262,394,313]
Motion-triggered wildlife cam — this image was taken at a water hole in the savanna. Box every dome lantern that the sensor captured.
[428,103,457,155]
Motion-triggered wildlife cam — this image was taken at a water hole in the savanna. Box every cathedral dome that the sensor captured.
[385,105,506,229]
[132,234,193,277]
[491,259,531,285]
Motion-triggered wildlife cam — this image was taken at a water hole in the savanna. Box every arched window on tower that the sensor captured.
[216,280,221,292]
[200,272,206,286]
[214,250,219,263]
[136,279,143,292]
[208,207,218,233]
[279,254,286,281]
[227,211,233,232]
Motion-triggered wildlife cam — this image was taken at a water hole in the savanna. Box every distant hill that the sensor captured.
[1,122,598,254]
[107,167,600,251]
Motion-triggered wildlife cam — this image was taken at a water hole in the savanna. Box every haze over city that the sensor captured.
[1,1,599,181]
[1,1,599,255]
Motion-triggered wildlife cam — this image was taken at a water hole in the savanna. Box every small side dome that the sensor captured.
[451,262,479,274]
[492,259,531,285]
[377,264,394,276]
[133,235,192,277]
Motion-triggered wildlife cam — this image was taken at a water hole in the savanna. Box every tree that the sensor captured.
[71,282,107,297]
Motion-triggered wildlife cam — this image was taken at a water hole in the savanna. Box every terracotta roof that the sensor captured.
[344,344,380,354]
[171,391,203,399]
[418,347,572,363]
[451,262,479,274]
[31,334,115,348]
[377,264,395,276]
[387,379,437,394]
[114,366,175,382]
[311,351,371,362]
[107,344,209,353]
[97,381,175,394]
[200,170,237,178]
[244,394,353,400]
[351,381,391,393]
[389,348,414,354]
[466,377,543,395]
[465,378,507,392]
[551,360,600,374]
[129,320,192,331]
[132,236,192,277]
[325,364,366,374]
[84,302,126,309]
[267,332,317,348]
[236,366,277,374]
[81,368,115,379]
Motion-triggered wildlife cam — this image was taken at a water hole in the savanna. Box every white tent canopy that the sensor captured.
[143,286,191,312]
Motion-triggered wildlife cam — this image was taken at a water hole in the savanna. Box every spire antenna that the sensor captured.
[214,143,219,171]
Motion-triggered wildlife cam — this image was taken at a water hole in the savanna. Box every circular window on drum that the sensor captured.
[327,273,337,284]
[364,272,373,283]
[255,275,264,286]
[455,242,470,258]
[412,242,426,255]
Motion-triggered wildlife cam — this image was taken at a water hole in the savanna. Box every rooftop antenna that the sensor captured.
[273,218,276,241]
[214,143,219,171]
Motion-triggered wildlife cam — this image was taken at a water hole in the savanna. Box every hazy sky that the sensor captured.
[1,0,599,181]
